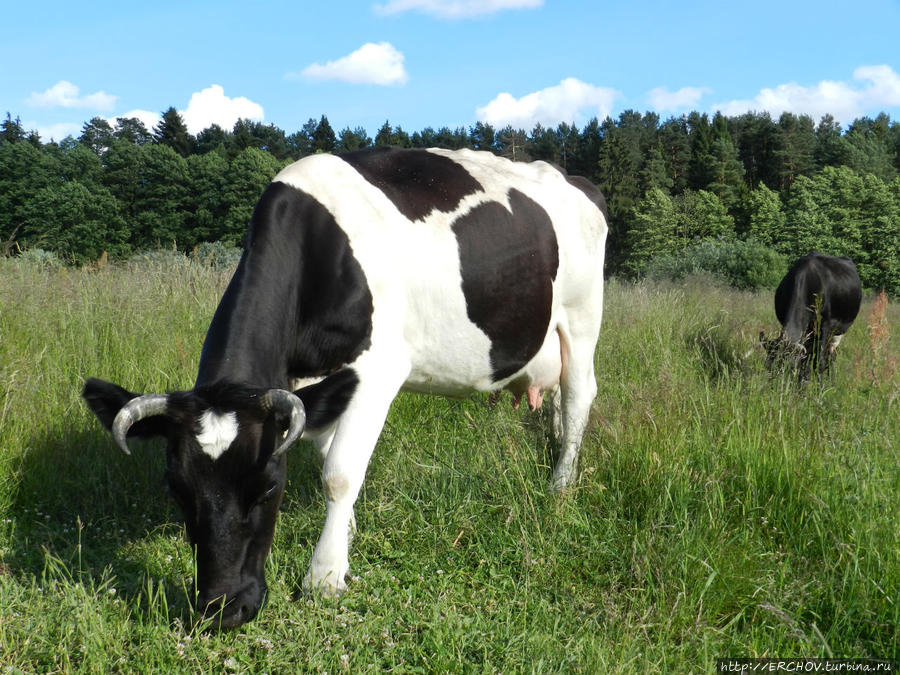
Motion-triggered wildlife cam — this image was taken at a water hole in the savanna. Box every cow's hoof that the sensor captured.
[549,475,573,494]
[303,572,348,598]
[549,464,578,493]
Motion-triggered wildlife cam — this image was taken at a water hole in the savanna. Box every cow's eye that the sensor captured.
[254,483,279,507]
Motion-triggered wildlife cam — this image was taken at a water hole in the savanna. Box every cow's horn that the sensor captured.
[112,394,169,455]
[262,390,306,456]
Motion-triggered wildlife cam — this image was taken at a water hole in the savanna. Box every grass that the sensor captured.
[1,259,898,672]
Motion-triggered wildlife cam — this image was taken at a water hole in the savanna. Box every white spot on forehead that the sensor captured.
[196,410,239,460]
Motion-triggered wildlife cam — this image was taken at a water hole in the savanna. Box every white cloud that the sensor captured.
[373,0,542,19]
[713,65,900,124]
[853,64,900,107]
[26,80,116,111]
[298,42,408,86]
[181,85,264,135]
[112,109,162,132]
[476,78,620,129]
[647,86,709,113]
[31,121,82,142]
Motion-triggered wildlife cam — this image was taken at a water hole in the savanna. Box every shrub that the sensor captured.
[126,247,191,271]
[193,241,242,269]
[15,248,63,268]
[644,238,787,290]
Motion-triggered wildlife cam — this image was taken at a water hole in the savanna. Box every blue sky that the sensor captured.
[4,0,900,143]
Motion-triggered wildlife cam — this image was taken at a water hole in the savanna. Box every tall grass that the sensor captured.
[1,260,898,671]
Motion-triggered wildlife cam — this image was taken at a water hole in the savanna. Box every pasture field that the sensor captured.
[1,256,898,672]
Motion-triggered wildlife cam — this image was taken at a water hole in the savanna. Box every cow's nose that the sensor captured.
[198,582,265,629]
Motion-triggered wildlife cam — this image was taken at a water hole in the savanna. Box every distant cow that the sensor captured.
[764,252,861,377]
[83,147,608,628]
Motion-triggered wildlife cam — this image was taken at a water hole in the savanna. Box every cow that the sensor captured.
[763,252,861,377]
[82,147,608,628]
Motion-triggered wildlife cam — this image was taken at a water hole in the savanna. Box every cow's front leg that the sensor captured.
[303,366,406,596]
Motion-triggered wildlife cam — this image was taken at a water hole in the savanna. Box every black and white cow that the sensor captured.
[764,252,862,377]
[83,147,608,628]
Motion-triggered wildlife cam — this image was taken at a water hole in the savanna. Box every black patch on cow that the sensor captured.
[339,147,483,222]
[293,368,360,431]
[197,182,374,389]
[452,189,559,381]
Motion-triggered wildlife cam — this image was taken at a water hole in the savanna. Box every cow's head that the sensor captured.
[759,331,810,375]
[82,378,305,629]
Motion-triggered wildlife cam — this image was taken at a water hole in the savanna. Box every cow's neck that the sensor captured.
[195,249,298,390]
[194,181,375,392]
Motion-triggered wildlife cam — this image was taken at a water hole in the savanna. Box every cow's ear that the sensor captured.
[292,369,359,431]
[82,377,169,438]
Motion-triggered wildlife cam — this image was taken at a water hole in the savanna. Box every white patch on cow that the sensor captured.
[196,410,239,460]
[289,374,326,390]
[274,154,495,394]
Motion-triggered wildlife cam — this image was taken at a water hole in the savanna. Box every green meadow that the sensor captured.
[1,256,898,672]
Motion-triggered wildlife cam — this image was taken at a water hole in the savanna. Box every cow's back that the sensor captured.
[270,147,608,394]
[775,252,862,342]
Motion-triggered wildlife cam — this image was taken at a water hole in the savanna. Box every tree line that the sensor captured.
[2,107,900,294]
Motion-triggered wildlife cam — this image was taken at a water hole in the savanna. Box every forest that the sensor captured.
[2,106,900,294]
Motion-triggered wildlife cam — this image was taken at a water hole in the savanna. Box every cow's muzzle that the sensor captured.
[197,580,266,630]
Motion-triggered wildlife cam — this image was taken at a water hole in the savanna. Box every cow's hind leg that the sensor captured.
[303,363,408,596]
[551,313,601,492]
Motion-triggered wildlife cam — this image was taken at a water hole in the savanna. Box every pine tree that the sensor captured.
[625,187,677,276]
[469,121,496,152]
[337,127,372,153]
[221,148,283,246]
[113,117,153,145]
[288,119,318,158]
[186,151,228,243]
[496,126,529,161]
[640,146,673,193]
[774,112,816,190]
[845,115,898,183]
[80,117,115,155]
[744,182,785,247]
[574,117,602,180]
[312,115,336,153]
[132,144,190,249]
[154,107,196,157]
[658,116,691,193]
[557,122,580,173]
[232,119,263,153]
[813,115,849,169]
[687,112,714,190]
[1,113,27,144]
[730,112,778,190]
[528,124,561,163]
[196,124,231,156]
[706,115,745,209]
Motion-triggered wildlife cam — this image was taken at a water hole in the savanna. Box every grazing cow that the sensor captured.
[82,147,608,628]
[763,252,861,377]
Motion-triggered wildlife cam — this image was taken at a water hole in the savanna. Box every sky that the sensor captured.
[3,0,900,143]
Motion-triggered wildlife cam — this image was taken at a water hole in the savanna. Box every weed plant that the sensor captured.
[1,259,898,672]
